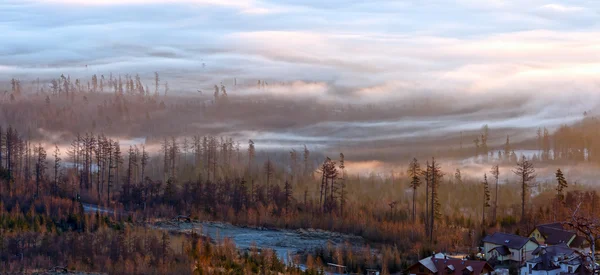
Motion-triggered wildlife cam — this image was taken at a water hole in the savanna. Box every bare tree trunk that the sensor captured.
[430,160,435,243]
[522,173,526,222]
[425,161,430,238]
[493,169,499,224]
[320,165,326,212]
[413,187,417,222]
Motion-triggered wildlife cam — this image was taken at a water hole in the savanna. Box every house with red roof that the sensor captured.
[407,253,494,275]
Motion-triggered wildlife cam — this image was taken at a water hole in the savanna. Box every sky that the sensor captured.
[1,0,600,105]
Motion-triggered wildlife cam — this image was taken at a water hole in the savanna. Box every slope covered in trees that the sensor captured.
[1,74,599,274]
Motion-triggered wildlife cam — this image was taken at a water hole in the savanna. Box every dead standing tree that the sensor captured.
[513,156,536,224]
[318,157,338,213]
[563,202,599,274]
[490,165,499,224]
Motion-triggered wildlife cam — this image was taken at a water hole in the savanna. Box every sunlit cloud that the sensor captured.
[540,3,585,13]
[33,0,285,14]
[2,0,600,111]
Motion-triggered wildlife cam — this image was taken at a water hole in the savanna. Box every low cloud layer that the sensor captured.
[2,1,600,104]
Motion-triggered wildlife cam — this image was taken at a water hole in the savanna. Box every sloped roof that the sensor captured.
[488,246,510,256]
[537,222,564,230]
[532,243,575,258]
[536,224,576,245]
[570,236,587,248]
[483,232,537,249]
[408,256,493,275]
[431,258,492,275]
[419,256,438,273]
[533,252,559,271]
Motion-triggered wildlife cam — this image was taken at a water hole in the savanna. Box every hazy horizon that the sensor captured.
[2,0,600,173]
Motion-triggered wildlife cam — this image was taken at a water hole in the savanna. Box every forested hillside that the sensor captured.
[0,74,599,274]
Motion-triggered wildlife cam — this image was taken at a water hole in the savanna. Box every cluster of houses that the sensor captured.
[407,223,594,275]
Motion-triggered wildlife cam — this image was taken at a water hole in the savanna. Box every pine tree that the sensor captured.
[555,168,568,202]
[208,136,217,181]
[338,153,347,217]
[170,137,178,179]
[161,231,170,267]
[284,179,292,213]
[303,145,310,177]
[220,84,227,97]
[554,168,568,220]
[543,128,551,161]
[473,137,480,158]
[213,85,220,103]
[504,135,511,162]
[100,75,104,93]
[183,137,189,172]
[481,125,489,160]
[127,146,135,186]
[25,140,31,182]
[264,157,274,203]
[428,158,443,242]
[113,141,123,194]
[407,158,422,222]
[490,165,500,224]
[0,126,3,171]
[95,136,103,200]
[164,177,175,204]
[154,72,160,97]
[53,145,61,195]
[92,74,98,92]
[327,158,338,212]
[35,144,47,198]
[537,127,543,156]
[423,160,430,237]
[6,126,14,179]
[106,140,113,205]
[454,168,462,184]
[141,144,149,182]
[248,139,255,173]
[289,149,298,178]
[482,173,490,226]
[319,158,330,212]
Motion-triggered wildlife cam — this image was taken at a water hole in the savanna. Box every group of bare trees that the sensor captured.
[65,134,125,204]
[406,157,444,242]
[406,153,540,243]
[468,125,522,164]
[42,73,162,99]
[470,116,600,164]
[0,126,47,197]
[478,156,534,226]
[317,154,346,215]
[550,169,600,274]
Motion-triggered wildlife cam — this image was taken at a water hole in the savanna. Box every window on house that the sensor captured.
[529,264,532,274]
[419,265,425,273]
[568,266,573,273]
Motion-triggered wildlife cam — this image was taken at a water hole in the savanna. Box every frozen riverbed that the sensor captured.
[151,220,365,263]
[82,204,367,263]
